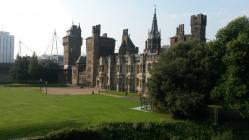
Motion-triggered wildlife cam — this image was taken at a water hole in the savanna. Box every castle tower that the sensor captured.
[144,7,161,54]
[63,23,82,83]
[191,14,207,43]
[176,24,185,36]
[85,24,115,87]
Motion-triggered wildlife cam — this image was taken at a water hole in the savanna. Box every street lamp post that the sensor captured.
[45,81,48,94]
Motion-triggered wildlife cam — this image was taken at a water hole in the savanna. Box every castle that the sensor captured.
[63,9,207,95]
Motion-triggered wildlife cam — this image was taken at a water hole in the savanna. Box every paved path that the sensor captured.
[41,86,99,95]
[41,87,139,101]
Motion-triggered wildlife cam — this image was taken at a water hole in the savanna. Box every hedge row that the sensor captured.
[23,121,249,140]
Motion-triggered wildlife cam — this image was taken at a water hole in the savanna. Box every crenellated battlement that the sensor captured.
[92,24,101,36]
[176,24,185,36]
[191,14,207,26]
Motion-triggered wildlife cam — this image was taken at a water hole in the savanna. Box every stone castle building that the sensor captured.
[85,25,116,86]
[96,8,161,94]
[170,14,207,46]
[63,24,83,83]
[62,9,207,95]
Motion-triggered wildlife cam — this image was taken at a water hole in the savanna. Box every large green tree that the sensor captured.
[149,41,217,118]
[9,56,60,83]
[211,16,249,118]
[28,52,41,80]
[39,60,59,83]
[9,55,30,82]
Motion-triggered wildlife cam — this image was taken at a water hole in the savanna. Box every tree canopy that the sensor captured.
[148,16,249,119]
[148,41,218,118]
[9,54,60,83]
[211,16,249,118]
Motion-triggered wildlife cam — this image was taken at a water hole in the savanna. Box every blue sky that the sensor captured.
[0,0,248,56]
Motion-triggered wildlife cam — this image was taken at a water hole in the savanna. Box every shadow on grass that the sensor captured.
[0,120,84,139]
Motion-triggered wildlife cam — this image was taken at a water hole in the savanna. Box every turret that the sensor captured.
[176,24,185,36]
[191,14,207,42]
[63,23,82,66]
[63,23,82,83]
[92,24,101,37]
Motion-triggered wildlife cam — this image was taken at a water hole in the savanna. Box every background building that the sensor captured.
[38,54,64,66]
[0,31,14,63]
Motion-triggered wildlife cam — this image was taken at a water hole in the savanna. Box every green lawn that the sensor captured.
[0,87,173,139]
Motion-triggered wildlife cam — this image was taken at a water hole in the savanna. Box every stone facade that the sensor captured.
[191,14,207,42]
[96,8,161,95]
[96,50,159,94]
[170,14,207,46]
[72,56,86,85]
[85,25,115,87]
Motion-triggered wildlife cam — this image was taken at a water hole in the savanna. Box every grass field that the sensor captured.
[0,87,173,139]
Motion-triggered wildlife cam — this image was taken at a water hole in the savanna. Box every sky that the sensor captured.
[0,0,248,57]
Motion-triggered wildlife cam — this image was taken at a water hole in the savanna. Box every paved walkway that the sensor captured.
[41,86,99,95]
[41,87,139,101]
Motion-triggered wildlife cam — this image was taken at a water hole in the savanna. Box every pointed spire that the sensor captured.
[151,6,158,33]
[154,4,156,15]
[149,5,160,39]
[78,23,81,31]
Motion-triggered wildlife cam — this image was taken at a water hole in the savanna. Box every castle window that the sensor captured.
[101,66,104,72]
[116,65,122,72]
[126,78,129,85]
[136,65,139,73]
[175,38,177,42]
[88,67,91,72]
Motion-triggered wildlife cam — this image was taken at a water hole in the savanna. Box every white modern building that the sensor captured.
[38,54,64,66]
[0,31,14,63]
